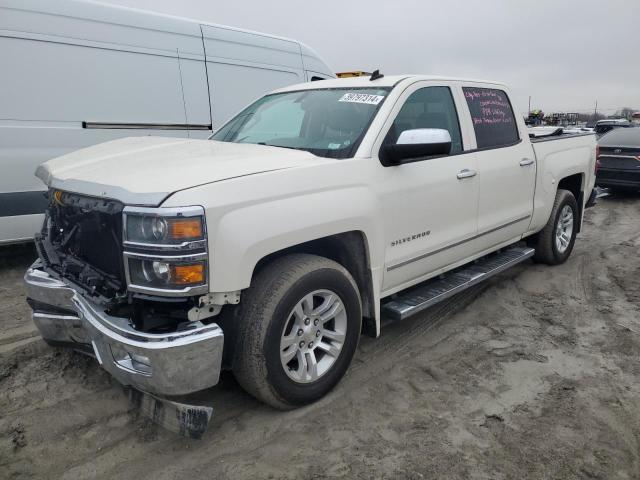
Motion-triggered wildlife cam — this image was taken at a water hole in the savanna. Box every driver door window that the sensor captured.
[382,86,463,155]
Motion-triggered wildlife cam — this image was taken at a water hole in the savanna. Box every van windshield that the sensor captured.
[210,87,391,159]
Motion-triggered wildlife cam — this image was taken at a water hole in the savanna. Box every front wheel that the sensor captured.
[532,189,579,265]
[232,254,362,409]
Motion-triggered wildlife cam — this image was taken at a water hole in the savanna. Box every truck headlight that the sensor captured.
[122,206,208,296]
[127,257,207,289]
[124,208,205,246]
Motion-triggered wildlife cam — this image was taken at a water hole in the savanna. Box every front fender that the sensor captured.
[209,186,382,292]
[162,164,384,294]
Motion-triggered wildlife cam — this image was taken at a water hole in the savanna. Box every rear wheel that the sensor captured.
[532,189,579,265]
[232,254,362,409]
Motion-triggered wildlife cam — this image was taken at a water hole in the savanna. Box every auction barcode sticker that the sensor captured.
[339,93,384,105]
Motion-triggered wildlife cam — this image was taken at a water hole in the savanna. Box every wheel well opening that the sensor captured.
[252,232,376,335]
[558,173,584,232]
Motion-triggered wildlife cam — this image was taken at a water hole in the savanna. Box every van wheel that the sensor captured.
[232,254,362,409]
[532,189,579,265]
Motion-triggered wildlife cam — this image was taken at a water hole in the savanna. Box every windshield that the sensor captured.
[211,87,391,159]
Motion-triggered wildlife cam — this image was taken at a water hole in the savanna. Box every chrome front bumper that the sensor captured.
[24,261,224,396]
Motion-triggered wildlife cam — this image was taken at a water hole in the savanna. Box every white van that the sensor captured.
[0,0,334,244]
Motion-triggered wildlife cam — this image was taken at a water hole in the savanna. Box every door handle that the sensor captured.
[457,169,477,179]
[520,158,535,166]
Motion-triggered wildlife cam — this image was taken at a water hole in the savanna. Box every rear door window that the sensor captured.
[463,87,520,149]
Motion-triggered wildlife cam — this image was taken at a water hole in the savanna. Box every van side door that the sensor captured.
[374,82,479,294]
[459,86,536,250]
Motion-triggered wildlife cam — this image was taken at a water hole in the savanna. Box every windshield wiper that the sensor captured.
[257,142,299,151]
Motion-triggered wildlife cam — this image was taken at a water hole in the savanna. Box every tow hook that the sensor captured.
[127,388,213,439]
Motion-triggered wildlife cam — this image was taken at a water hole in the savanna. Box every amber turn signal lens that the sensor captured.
[172,263,205,285]
[169,218,203,240]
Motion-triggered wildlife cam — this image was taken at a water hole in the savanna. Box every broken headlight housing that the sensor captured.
[122,206,208,296]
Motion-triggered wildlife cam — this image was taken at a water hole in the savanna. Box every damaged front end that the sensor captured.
[25,190,223,437]
[35,190,127,303]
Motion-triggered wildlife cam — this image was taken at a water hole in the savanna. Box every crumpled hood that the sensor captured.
[36,137,322,206]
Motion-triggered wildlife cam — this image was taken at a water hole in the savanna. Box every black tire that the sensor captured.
[232,254,362,409]
[532,189,579,265]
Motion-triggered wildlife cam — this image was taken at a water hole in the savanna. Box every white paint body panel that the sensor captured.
[528,136,597,233]
[368,81,480,292]
[34,75,596,336]
[35,137,324,206]
[0,0,333,243]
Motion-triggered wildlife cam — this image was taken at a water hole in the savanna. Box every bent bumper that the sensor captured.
[24,261,224,396]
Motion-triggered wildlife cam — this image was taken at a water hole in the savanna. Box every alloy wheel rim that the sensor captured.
[555,205,574,254]
[279,289,347,384]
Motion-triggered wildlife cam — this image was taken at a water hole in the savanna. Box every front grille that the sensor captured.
[37,190,126,298]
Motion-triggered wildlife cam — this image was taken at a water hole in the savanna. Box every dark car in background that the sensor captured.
[597,128,640,191]
[594,119,632,137]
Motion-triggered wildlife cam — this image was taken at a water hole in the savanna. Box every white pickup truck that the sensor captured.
[25,75,597,427]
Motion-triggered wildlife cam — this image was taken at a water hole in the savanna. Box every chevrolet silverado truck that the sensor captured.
[25,75,597,418]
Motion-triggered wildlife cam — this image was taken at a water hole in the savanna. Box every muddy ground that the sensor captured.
[1,192,639,479]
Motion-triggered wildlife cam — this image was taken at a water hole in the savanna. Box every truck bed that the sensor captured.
[531,132,596,168]
[530,131,595,143]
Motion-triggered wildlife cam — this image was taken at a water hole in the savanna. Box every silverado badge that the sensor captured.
[391,230,431,247]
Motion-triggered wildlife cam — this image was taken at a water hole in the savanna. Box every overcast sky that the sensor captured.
[102,0,639,115]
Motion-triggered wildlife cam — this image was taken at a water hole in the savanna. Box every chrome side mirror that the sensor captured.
[397,128,452,146]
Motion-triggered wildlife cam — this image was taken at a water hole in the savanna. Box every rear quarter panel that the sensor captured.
[528,134,597,234]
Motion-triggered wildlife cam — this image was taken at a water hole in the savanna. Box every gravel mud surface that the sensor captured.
[1,193,639,479]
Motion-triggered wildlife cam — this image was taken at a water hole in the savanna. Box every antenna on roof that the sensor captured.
[369,69,384,81]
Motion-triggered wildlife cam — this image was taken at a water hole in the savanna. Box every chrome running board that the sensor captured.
[382,247,535,321]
